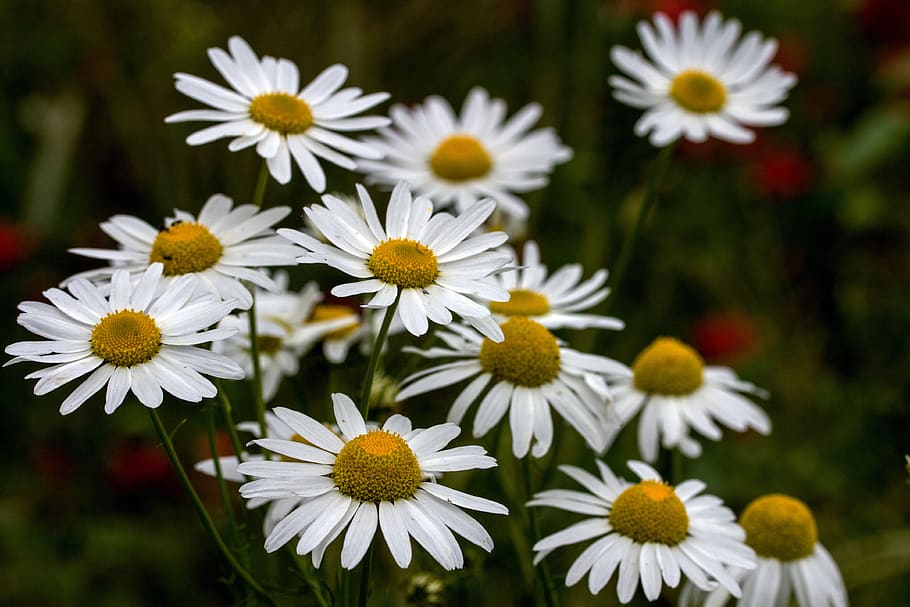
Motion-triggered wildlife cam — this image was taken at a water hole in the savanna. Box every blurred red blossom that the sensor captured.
[107,439,180,495]
[690,311,758,363]
[0,219,34,272]
[748,143,815,199]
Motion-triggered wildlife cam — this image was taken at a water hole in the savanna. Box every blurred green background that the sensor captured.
[1,0,909,605]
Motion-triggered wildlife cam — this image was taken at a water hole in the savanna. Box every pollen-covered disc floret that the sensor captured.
[430,135,492,182]
[670,70,727,114]
[333,430,422,503]
[609,480,689,545]
[249,93,313,134]
[490,289,550,316]
[479,317,560,387]
[632,337,704,396]
[368,239,439,289]
[236,393,507,571]
[309,304,360,340]
[740,494,817,561]
[91,310,162,367]
[149,222,223,276]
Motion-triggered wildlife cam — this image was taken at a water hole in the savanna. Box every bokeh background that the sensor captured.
[1,0,909,605]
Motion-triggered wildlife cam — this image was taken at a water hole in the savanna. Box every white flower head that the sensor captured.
[679,494,848,607]
[67,194,299,310]
[5,264,243,414]
[396,318,624,458]
[608,336,771,462]
[610,11,797,146]
[278,181,512,341]
[529,459,756,603]
[237,393,508,571]
[166,36,391,188]
[491,241,625,331]
[358,87,572,220]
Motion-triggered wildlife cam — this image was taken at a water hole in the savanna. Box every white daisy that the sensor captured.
[67,193,299,310]
[277,181,512,340]
[679,494,847,607]
[5,264,244,414]
[610,11,797,145]
[607,337,770,462]
[529,459,755,603]
[491,240,625,331]
[396,317,624,458]
[165,36,390,189]
[357,87,572,220]
[236,393,508,570]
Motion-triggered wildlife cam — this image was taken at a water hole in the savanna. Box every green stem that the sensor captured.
[357,546,374,607]
[148,408,276,606]
[206,406,236,525]
[605,144,674,309]
[247,300,268,443]
[359,292,401,419]
[283,546,331,607]
[523,458,560,607]
[216,382,246,460]
[252,160,269,208]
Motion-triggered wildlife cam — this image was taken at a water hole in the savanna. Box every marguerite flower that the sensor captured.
[610,11,797,145]
[237,393,508,570]
[530,460,755,603]
[491,241,624,331]
[5,264,243,414]
[680,494,848,607]
[396,317,623,458]
[278,182,511,340]
[68,194,298,310]
[357,87,572,220]
[166,36,390,188]
[608,337,770,462]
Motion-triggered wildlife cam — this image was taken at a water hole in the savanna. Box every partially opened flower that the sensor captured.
[396,317,623,458]
[679,494,848,607]
[68,194,298,310]
[490,241,624,331]
[166,36,390,188]
[529,460,755,603]
[608,337,770,462]
[278,181,511,340]
[5,264,243,414]
[237,393,508,570]
[610,11,796,145]
[358,87,572,220]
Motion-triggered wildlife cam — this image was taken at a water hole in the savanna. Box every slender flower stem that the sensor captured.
[216,382,246,460]
[357,546,374,607]
[252,160,269,208]
[359,292,401,419]
[206,406,236,525]
[248,159,270,440]
[605,144,675,309]
[148,408,276,606]
[523,457,560,607]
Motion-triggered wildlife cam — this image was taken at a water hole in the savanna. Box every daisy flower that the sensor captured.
[5,264,243,414]
[680,494,848,607]
[68,194,298,310]
[357,87,572,220]
[608,337,770,462]
[529,460,755,603]
[610,11,797,145]
[166,36,390,189]
[277,181,511,340]
[396,317,624,458]
[491,241,624,331]
[236,393,508,570]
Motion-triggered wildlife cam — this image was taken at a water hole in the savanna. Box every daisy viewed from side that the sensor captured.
[396,318,623,458]
[166,36,390,188]
[529,460,755,603]
[237,393,508,570]
[610,11,797,145]
[680,494,848,607]
[608,337,770,462]
[278,181,511,340]
[5,264,243,414]
[68,194,298,310]
[491,241,624,331]
[357,87,572,220]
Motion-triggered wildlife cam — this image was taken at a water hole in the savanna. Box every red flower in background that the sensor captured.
[749,143,815,199]
[690,312,758,363]
[107,439,180,495]
[0,219,33,272]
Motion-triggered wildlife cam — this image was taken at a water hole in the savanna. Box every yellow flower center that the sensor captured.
[333,430,422,503]
[429,135,492,182]
[367,239,439,289]
[249,92,313,134]
[669,70,727,114]
[479,317,560,387]
[632,337,704,396]
[740,494,818,561]
[149,222,224,276]
[489,289,550,317]
[90,310,162,367]
[609,480,689,545]
[256,335,284,355]
[309,304,360,339]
